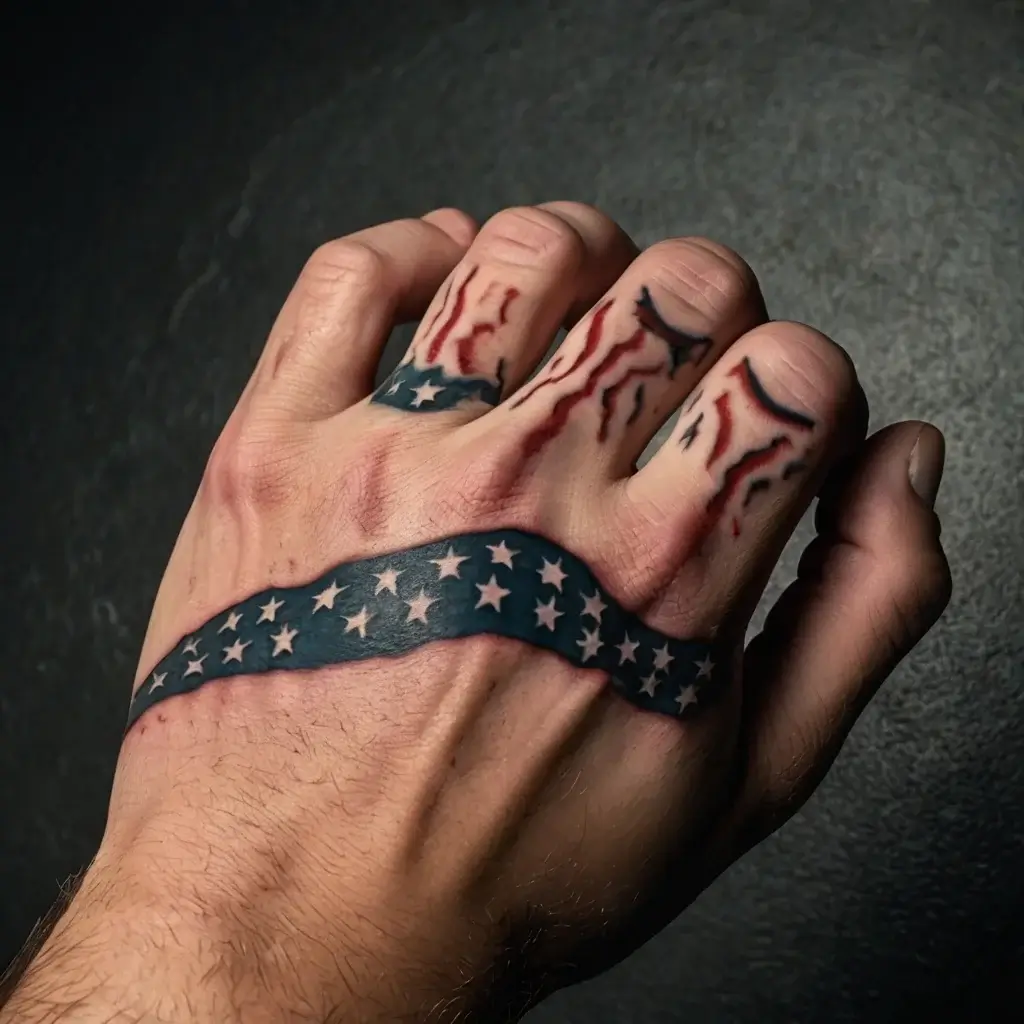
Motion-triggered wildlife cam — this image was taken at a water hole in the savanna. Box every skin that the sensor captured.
[0,203,952,1023]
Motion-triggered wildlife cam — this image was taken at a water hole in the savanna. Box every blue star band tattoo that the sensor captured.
[127,529,722,730]
[372,359,505,411]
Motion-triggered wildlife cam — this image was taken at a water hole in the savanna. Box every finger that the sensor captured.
[370,203,638,423]
[251,214,473,421]
[489,237,767,474]
[730,421,952,845]
[622,322,867,628]
[420,207,480,248]
[536,201,640,330]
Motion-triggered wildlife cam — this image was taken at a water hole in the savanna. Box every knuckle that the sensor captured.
[605,488,698,605]
[767,322,859,399]
[538,200,620,236]
[735,321,859,419]
[302,238,390,295]
[642,237,760,319]
[204,418,296,511]
[324,432,403,542]
[422,207,478,246]
[430,438,537,526]
[477,206,585,268]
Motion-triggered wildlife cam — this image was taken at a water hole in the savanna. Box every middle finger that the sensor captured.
[481,237,768,476]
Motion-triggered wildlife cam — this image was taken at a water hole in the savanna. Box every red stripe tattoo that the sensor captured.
[511,300,615,409]
[426,266,478,363]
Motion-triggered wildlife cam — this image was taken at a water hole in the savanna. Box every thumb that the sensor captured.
[728,420,953,846]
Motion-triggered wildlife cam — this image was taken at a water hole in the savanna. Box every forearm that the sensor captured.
[0,863,271,1024]
[0,850,498,1024]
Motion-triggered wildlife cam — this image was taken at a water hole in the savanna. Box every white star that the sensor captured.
[312,581,346,613]
[344,606,373,638]
[374,568,403,596]
[581,591,607,624]
[534,597,563,631]
[675,685,699,713]
[431,547,470,579]
[385,379,402,395]
[257,596,284,624]
[475,575,510,612]
[640,672,662,697]
[616,633,639,664]
[184,655,208,677]
[270,624,298,656]
[405,589,437,624]
[411,381,445,407]
[577,627,603,662]
[182,636,201,656]
[148,671,167,693]
[217,610,242,633]
[537,558,567,592]
[222,638,251,664]
[694,655,715,679]
[487,541,519,569]
[653,644,674,671]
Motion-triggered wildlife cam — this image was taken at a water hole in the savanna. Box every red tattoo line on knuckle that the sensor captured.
[498,287,519,325]
[705,393,733,468]
[519,328,646,458]
[510,299,615,408]
[599,364,663,442]
[703,435,793,535]
[422,276,454,340]
[455,322,498,374]
[426,266,478,362]
[454,286,520,375]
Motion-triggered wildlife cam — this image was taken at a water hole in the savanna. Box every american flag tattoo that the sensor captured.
[127,528,722,730]
[372,360,505,411]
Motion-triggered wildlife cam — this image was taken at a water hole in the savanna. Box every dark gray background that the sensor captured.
[1,1,1022,1020]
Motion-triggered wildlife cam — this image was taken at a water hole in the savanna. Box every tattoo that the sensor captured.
[373,360,505,412]
[729,357,816,430]
[705,393,734,468]
[706,436,793,537]
[372,265,519,412]
[513,289,713,456]
[510,300,615,410]
[626,383,645,427]
[425,267,476,363]
[421,275,454,341]
[679,411,704,450]
[742,477,772,508]
[519,327,647,457]
[126,530,723,730]
[599,365,663,441]
[681,359,818,539]
[633,286,714,375]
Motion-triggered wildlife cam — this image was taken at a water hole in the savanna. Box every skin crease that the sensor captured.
[0,203,951,1024]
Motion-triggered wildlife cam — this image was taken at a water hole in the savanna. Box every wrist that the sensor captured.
[2,839,505,1024]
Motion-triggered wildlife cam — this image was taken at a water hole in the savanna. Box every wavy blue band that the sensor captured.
[127,528,721,729]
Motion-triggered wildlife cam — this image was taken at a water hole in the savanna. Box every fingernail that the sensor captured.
[908,426,945,508]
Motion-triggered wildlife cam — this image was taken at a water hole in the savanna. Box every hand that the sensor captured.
[2,203,951,1023]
